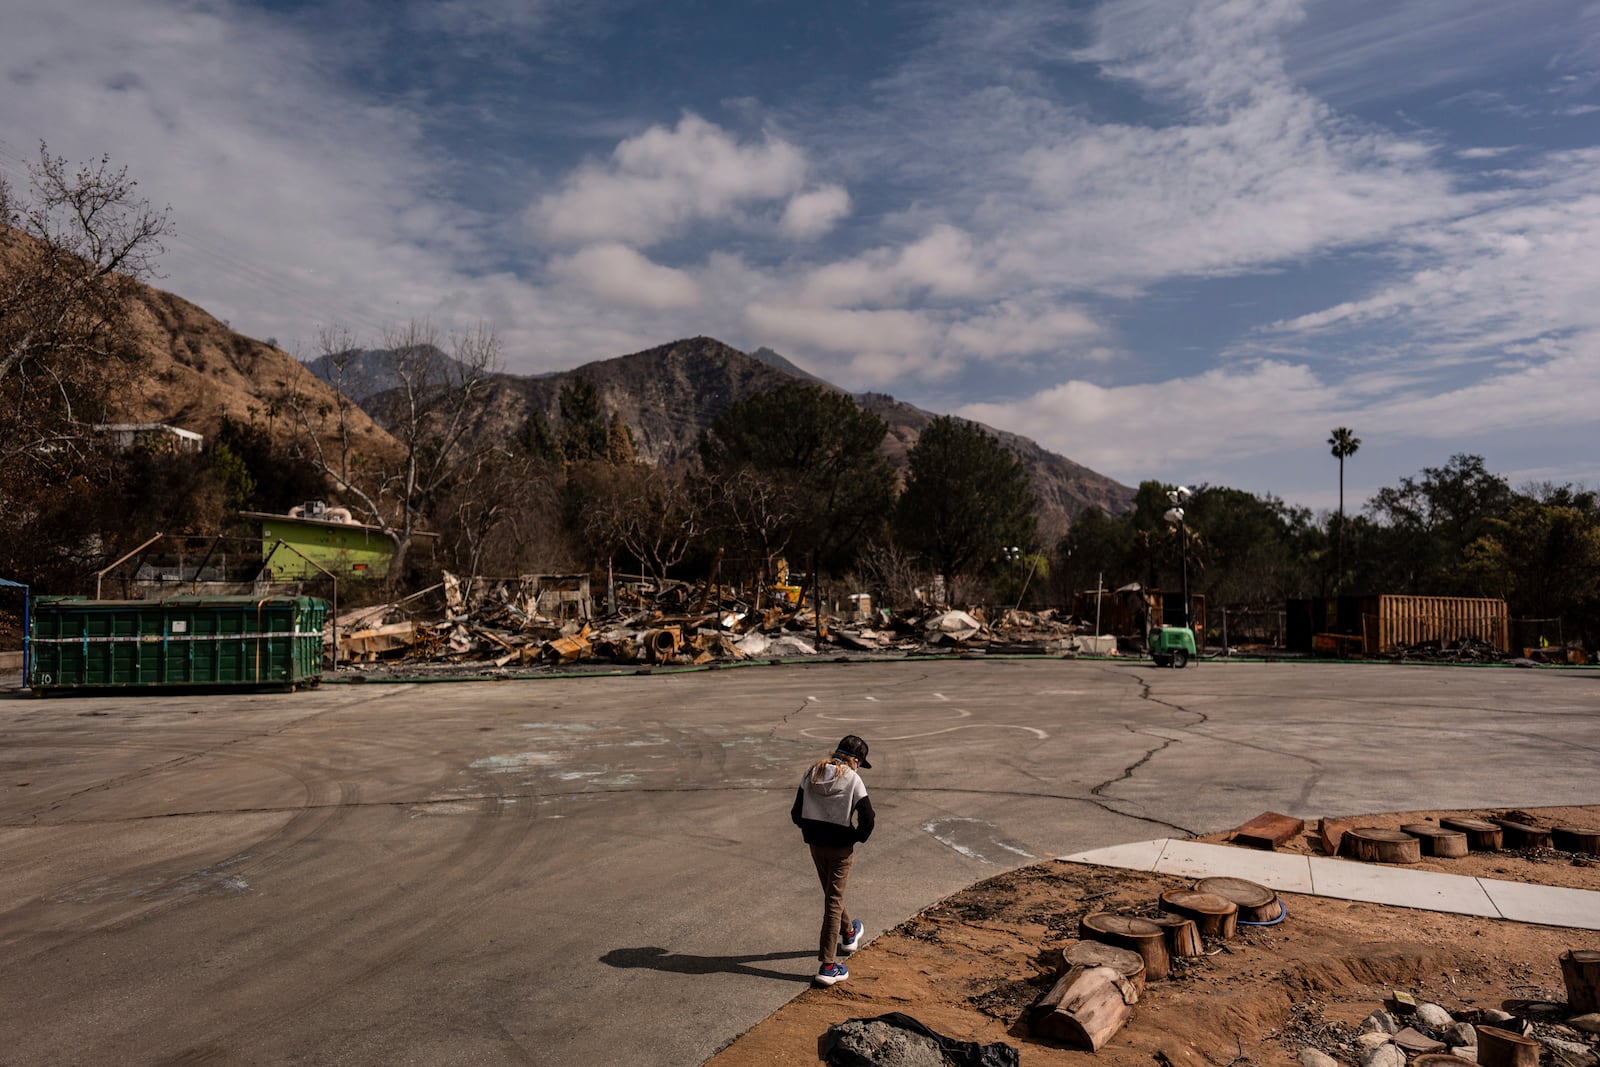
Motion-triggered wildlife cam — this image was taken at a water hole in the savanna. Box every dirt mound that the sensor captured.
[712,804,1600,1066]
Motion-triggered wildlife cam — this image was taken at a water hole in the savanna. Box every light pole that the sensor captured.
[1163,486,1192,631]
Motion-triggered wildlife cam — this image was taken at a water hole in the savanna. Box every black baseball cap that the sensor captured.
[834,735,871,768]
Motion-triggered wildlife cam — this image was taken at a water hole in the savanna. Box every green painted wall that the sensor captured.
[260,518,395,579]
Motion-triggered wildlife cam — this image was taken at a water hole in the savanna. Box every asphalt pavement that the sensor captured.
[0,658,1595,1065]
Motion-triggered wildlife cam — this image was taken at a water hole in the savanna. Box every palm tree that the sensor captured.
[1328,427,1361,593]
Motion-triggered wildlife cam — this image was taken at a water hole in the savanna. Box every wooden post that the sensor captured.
[1440,816,1504,850]
[1340,828,1422,864]
[1028,965,1139,1051]
[1400,824,1470,859]
[1475,1025,1541,1067]
[1562,949,1600,1013]
[1079,913,1171,980]
[1158,889,1238,939]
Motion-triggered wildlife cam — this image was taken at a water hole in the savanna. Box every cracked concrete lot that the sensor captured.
[1,659,1596,1065]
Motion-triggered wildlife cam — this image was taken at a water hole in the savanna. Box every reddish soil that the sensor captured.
[710,805,1600,1066]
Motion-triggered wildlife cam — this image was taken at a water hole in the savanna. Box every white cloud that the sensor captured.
[529,113,809,246]
[798,225,986,306]
[779,184,851,239]
[548,243,702,309]
[945,301,1105,360]
[745,302,938,358]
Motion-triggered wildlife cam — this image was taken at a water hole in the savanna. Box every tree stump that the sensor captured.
[1399,823,1469,859]
[1339,828,1422,864]
[1440,816,1503,850]
[1561,949,1600,1014]
[1149,915,1204,958]
[1157,889,1239,939]
[1194,876,1282,923]
[1079,913,1170,980]
[1061,940,1146,992]
[1318,816,1355,856]
[1552,827,1600,856]
[1028,964,1139,1050]
[1475,1025,1541,1067]
[1489,817,1552,849]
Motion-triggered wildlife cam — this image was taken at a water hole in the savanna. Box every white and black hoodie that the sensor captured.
[790,762,875,848]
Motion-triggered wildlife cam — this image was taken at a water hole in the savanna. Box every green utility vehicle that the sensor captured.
[1149,624,1196,668]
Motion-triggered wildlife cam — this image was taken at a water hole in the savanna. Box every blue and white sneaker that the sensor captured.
[839,919,864,954]
[815,961,849,986]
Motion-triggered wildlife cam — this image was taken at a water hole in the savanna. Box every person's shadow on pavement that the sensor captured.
[601,946,815,983]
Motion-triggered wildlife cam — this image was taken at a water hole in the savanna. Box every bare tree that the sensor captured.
[0,144,171,483]
[575,462,705,585]
[287,319,501,584]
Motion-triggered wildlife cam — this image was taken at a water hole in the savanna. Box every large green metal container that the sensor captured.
[29,595,326,691]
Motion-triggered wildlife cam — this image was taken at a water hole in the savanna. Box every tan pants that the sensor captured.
[809,843,855,964]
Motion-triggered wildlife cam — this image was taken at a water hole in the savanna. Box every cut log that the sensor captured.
[1475,1025,1541,1067]
[1157,889,1239,940]
[1440,816,1504,851]
[1318,816,1356,856]
[1399,823,1470,859]
[1552,826,1600,856]
[1489,817,1553,849]
[1079,913,1171,981]
[1340,827,1422,864]
[1230,811,1305,850]
[1149,915,1204,958]
[1028,964,1139,1051]
[1562,949,1600,1014]
[1193,876,1282,923]
[1060,940,1146,992]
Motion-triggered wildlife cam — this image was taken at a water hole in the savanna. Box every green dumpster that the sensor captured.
[29,595,326,691]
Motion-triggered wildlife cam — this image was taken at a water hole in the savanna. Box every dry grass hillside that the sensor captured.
[110,283,397,459]
[0,221,396,460]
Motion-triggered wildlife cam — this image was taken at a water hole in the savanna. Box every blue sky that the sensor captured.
[3,0,1599,512]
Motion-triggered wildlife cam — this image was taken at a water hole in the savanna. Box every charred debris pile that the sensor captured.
[329,572,1117,674]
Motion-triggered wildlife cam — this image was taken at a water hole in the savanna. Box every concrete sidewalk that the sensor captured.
[1061,839,1600,930]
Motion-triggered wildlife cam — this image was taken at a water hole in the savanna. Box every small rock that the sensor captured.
[1481,1009,1517,1025]
[1542,1035,1597,1063]
[1357,1032,1395,1051]
[1446,1022,1477,1047]
[1417,1003,1455,1028]
[1571,1013,1600,1035]
[1451,1047,1478,1063]
[1361,1010,1399,1035]
[1298,1050,1339,1067]
[1360,1044,1406,1067]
